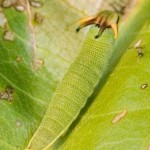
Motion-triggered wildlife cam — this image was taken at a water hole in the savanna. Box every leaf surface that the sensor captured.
[0,0,94,149]
[0,0,150,150]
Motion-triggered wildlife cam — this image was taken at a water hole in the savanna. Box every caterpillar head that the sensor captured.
[76,10,119,39]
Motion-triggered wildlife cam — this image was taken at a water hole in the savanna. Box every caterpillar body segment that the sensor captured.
[27,10,119,150]
[27,28,116,150]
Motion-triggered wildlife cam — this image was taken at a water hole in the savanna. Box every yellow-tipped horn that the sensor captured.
[111,23,118,39]
[77,16,96,25]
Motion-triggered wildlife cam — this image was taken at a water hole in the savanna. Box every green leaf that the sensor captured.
[0,0,90,149]
[0,0,150,150]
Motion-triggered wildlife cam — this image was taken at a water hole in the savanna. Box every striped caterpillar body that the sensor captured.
[27,11,118,150]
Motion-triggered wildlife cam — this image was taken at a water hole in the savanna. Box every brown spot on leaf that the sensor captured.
[3,30,15,41]
[2,0,11,7]
[137,47,143,58]
[16,56,21,62]
[15,5,25,12]
[0,12,7,28]
[34,58,44,70]
[34,13,44,24]
[0,86,14,101]
[2,0,17,8]
[112,110,127,124]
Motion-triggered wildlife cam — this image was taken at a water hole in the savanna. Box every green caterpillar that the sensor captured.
[27,10,118,150]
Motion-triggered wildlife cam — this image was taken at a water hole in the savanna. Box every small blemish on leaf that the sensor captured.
[34,13,44,24]
[3,30,15,41]
[2,0,16,8]
[2,0,11,8]
[134,39,144,58]
[16,56,22,63]
[112,110,127,124]
[16,120,23,127]
[0,12,7,28]
[134,39,142,48]
[30,0,42,8]
[15,5,25,12]
[137,47,143,58]
[61,129,68,137]
[141,84,148,89]
[0,86,14,101]
[35,58,44,70]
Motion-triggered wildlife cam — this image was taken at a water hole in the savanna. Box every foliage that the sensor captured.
[0,0,150,150]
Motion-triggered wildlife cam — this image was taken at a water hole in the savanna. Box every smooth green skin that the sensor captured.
[27,28,115,150]
[0,0,150,150]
